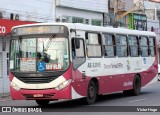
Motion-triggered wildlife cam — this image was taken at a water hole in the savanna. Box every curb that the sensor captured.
[0,93,10,98]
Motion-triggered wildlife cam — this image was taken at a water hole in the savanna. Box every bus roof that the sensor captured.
[12,23,156,37]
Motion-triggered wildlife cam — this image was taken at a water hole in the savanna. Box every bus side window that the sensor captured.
[72,38,86,69]
[75,39,85,57]
[149,37,156,56]
[116,35,128,57]
[128,36,139,57]
[139,36,149,57]
[71,39,76,58]
[86,33,102,58]
[103,34,115,57]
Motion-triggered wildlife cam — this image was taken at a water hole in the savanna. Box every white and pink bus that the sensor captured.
[9,23,158,105]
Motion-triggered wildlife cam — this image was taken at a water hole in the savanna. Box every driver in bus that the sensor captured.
[37,52,49,63]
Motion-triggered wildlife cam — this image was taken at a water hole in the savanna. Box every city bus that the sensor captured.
[9,23,158,106]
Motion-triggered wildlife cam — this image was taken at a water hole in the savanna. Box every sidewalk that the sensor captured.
[0,92,10,99]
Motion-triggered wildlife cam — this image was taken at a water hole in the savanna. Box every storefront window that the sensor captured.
[91,19,102,26]
[72,17,84,23]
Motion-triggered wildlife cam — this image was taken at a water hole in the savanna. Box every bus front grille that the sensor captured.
[17,76,57,84]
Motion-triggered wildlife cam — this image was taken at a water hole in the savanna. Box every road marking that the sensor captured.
[143,86,152,89]
[129,98,148,103]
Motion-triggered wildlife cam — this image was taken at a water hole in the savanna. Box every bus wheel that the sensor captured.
[35,100,50,106]
[132,75,141,96]
[123,75,141,96]
[85,80,97,105]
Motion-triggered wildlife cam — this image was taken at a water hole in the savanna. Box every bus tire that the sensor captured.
[123,90,132,96]
[35,100,50,106]
[131,75,141,96]
[85,80,97,105]
[123,75,141,96]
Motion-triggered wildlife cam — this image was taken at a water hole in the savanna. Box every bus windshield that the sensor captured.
[10,37,69,72]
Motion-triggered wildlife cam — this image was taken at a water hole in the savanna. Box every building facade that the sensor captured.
[143,0,160,61]
[108,0,134,27]
[55,0,108,26]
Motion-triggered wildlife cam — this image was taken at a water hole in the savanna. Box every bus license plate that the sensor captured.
[33,94,43,97]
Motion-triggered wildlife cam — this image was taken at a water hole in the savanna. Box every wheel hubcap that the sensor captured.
[89,86,95,99]
[135,79,140,92]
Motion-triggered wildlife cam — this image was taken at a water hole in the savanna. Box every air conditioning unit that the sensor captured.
[15,14,19,20]
[10,13,20,20]
[85,19,89,24]
[62,18,66,22]
[56,17,67,22]
[56,18,61,22]
[10,13,14,20]
[0,12,3,19]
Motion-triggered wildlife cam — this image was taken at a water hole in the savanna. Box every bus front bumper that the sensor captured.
[10,85,71,100]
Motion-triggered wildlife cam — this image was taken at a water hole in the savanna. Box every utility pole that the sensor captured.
[113,0,118,27]
[114,0,118,17]
[113,0,126,27]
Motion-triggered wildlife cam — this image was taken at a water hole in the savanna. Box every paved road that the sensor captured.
[0,82,160,114]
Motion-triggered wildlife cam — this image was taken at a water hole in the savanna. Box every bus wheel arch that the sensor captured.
[84,78,99,105]
[92,78,99,95]
[123,74,141,96]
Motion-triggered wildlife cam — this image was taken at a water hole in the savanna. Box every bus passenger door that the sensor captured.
[71,30,86,79]
[71,38,86,80]
[71,35,87,97]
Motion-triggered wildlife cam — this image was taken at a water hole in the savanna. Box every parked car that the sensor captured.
[158,64,160,81]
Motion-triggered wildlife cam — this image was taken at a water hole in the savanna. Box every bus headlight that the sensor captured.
[55,79,71,90]
[10,82,21,91]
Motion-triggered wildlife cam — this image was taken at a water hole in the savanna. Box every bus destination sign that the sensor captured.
[12,25,65,36]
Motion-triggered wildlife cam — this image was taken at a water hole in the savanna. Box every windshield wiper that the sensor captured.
[44,34,55,52]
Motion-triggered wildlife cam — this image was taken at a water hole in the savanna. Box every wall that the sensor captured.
[147,19,159,38]
[0,38,10,94]
[144,1,160,20]
[56,7,103,24]
[56,0,108,13]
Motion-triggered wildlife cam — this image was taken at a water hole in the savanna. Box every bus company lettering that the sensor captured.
[46,63,62,70]
[88,62,101,68]
[123,81,133,87]
[104,63,123,69]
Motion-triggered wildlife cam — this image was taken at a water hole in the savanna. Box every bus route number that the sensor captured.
[88,62,101,68]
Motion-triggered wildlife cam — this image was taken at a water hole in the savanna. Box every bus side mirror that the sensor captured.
[75,39,80,49]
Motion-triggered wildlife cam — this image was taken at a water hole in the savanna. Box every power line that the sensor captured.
[0,0,55,21]
[47,0,55,19]
[0,0,109,21]
[35,0,54,4]
[0,8,54,21]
